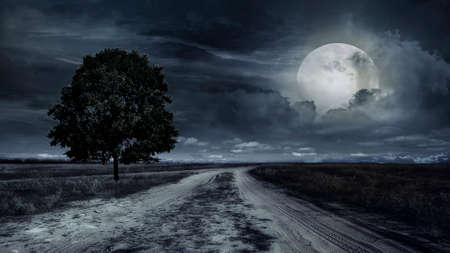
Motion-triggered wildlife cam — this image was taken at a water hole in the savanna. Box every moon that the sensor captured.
[297,43,379,113]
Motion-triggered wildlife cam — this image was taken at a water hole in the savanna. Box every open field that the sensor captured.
[250,163,450,246]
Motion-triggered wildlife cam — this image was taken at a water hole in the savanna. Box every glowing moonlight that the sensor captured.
[297,43,379,113]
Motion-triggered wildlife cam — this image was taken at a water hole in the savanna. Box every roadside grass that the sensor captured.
[0,172,192,216]
[250,163,450,241]
[0,163,252,180]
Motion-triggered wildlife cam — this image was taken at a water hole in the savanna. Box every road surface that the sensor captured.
[0,167,416,252]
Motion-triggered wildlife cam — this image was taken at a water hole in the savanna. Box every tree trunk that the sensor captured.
[113,155,119,182]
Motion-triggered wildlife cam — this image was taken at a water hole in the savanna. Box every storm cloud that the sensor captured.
[1,0,449,162]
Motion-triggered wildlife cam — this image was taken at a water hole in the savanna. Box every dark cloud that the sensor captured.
[0,0,450,162]
[292,101,316,124]
[134,0,285,53]
[348,89,381,108]
[358,0,450,60]
[0,48,73,109]
[171,87,301,142]
[150,42,217,61]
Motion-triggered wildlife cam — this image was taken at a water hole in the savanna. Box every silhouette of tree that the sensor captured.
[48,48,178,181]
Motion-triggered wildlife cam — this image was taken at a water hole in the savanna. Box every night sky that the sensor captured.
[1,0,450,162]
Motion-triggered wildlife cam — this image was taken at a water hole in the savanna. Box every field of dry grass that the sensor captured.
[250,163,450,242]
[0,162,234,180]
[0,163,203,216]
[0,172,193,216]
[0,162,259,217]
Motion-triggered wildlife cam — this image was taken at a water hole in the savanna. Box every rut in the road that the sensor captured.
[236,169,417,253]
[100,172,275,252]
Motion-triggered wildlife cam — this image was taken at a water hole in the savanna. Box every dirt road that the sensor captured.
[0,168,416,252]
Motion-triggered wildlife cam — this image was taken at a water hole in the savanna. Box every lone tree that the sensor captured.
[48,48,178,181]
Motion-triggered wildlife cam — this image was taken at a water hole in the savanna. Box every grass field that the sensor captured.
[0,162,258,217]
[250,163,450,242]
[0,163,215,217]
[0,172,194,217]
[0,162,236,180]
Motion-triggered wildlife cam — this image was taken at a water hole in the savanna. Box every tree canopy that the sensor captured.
[48,48,178,180]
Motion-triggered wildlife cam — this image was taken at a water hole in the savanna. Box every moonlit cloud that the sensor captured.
[291,152,317,157]
[231,141,274,154]
[54,57,82,65]
[177,137,208,146]
[37,153,67,159]
[298,147,314,152]
[0,1,449,162]
[222,138,243,145]
[208,154,224,159]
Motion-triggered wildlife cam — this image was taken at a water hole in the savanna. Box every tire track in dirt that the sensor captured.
[235,169,416,253]
[96,171,275,252]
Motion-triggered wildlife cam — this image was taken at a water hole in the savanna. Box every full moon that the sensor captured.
[297,43,379,113]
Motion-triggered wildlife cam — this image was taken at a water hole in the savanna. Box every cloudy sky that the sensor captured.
[1,0,450,163]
